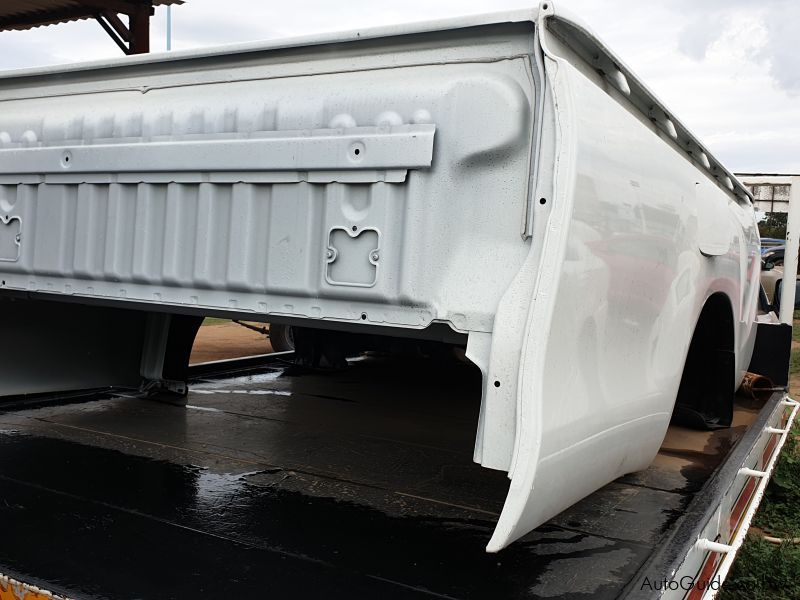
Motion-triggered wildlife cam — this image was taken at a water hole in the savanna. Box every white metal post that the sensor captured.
[166,5,172,51]
[779,176,800,324]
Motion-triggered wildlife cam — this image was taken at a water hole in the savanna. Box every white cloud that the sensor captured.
[670,0,800,97]
[759,1,800,95]
[678,17,726,60]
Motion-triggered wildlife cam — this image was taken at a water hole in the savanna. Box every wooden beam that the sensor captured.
[129,3,151,54]
[101,10,132,42]
[91,1,153,55]
[94,14,132,55]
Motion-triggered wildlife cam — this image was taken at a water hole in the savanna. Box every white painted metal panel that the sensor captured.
[0,125,435,177]
[484,3,759,551]
[0,59,536,332]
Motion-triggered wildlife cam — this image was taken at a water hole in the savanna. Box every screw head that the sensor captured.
[326,249,334,259]
[371,251,379,261]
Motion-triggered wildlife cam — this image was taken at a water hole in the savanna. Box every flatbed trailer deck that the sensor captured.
[0,353,793,599]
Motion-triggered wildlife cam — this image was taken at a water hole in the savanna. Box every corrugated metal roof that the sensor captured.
[0,1,182,32]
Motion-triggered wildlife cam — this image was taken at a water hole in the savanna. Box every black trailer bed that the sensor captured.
[0,355,776,599]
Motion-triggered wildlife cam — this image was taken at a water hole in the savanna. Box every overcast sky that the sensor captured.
[0,0,797,173]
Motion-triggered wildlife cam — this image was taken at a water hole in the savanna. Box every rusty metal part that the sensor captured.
[738,372,777,401]
[233,320,269,336]
[0,572,67,600]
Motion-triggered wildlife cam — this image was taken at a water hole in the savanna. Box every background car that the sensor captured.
[760,260,800,311]
[762,245,786,265]
[760,237,785,254]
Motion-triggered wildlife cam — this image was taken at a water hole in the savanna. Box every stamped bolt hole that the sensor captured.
[539,198,547,205]
[494,380,501,388]
[351,225,357,232]
[354,148,360,156]
[361,313,367,320]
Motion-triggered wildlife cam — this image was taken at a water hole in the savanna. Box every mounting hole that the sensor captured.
[60,150,73,169]
[494,380,501,388]
[349,142,365,161]
[539,198,547,205]
[542,3,548,9]
[361,312,367,320]
[351,225,357,232]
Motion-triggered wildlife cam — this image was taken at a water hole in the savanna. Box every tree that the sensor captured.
[759,213,787,240]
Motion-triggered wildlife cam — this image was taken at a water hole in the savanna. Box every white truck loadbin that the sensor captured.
[0,3,795,598]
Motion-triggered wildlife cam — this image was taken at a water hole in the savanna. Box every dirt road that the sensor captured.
[189,321,273,364]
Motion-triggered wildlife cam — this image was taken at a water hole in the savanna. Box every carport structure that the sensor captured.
[0,0,182,54]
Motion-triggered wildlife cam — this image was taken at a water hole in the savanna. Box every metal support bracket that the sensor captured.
[138,312,185,396]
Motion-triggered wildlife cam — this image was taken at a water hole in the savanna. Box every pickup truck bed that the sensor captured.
[0,353,787,599]
[0,3,766,553]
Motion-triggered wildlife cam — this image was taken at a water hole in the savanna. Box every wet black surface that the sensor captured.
[0,432,658,600]
[0,356,748,599]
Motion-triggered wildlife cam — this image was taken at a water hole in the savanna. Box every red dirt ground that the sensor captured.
[189,321,274,364]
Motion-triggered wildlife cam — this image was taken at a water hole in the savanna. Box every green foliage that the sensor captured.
[791,350,800,387]
[794,313,800,344]
[719,536,800,600]
[202,317,230,326]
[759,212,788,240]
